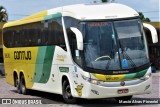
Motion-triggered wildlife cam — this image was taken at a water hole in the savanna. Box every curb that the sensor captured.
[0,75,5,78]
[152,72,160,77]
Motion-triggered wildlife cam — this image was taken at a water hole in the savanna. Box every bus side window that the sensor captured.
[24,29,28,46]
[67,29,76,54]
[3,29,8,47]
[58,31,66,50]
[41,30,46,45]
[11,28,14,47]
[50,30,55,45]
[44,30,49,45]
[67,28,82,66]
[52,18,67,51]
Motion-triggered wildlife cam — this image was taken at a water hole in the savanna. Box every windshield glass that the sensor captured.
[114,19,149,69]
[81,19,149,71]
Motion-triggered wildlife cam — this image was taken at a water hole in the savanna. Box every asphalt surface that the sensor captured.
[0,73,159,107]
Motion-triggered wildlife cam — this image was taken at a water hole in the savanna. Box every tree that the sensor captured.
[0,6,8,22]
[101,0,109,2]
[139,12,151,22]
[101,0,114,2]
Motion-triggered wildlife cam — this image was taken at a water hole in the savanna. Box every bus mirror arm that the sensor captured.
[70,27,83,50]
[143,23,158,43]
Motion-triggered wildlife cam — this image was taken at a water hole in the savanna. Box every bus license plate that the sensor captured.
[117,89,129,94]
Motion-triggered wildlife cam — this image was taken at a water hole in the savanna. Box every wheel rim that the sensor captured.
[15,77,19,87]
[21,77,26,93]
[65,84,72,99]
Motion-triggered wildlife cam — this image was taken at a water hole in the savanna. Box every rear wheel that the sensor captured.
[115,95,133,102]
[20,75,28,95]
[15,76,21,94]
[62,80,77,104]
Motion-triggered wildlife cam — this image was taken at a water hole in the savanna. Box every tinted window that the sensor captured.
[3,17,66,50]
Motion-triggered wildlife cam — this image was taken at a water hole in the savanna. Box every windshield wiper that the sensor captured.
[105,49,116,70]
[121,48,137,68]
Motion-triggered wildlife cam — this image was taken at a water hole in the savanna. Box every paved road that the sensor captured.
[0,73,159,107]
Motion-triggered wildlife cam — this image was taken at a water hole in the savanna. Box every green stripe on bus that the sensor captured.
[123,73,137,80]
[44,13,62,20]
[38,46,55,83]
[134,69,148,78]
[124,68,148,80]
[32,47,47,82]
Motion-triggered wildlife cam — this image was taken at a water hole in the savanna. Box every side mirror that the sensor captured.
[70,27,83,50]
[143,23,158,43]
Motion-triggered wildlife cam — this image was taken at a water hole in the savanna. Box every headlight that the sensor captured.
[140,73,151,80]
[81,75,102,85]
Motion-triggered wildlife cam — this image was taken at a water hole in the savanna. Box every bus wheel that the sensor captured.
[15,76,21,94]
[20,75,28,95]
[62,80,77,104]
[115,95,133,102]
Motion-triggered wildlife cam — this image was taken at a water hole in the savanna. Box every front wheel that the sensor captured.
[115,95,133,102]
[62,80,77,104]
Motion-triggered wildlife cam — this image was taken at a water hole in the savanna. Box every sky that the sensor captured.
[0,0,159,22]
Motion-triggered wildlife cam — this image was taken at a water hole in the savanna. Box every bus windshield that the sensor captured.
[81,19,149,71]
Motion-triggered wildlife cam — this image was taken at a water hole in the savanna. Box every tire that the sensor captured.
[115,95,133,102]
[20,75,28,95]
[14,75,21,94]
[62,80,77,104]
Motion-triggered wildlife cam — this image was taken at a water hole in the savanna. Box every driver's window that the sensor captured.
[67,28,82,66]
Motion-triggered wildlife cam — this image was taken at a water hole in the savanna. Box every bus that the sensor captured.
[2,3,158,103]
[145,22,160,71]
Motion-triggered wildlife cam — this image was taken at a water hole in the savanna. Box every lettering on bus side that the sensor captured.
[5,53,10,58]
[14,51,31,60]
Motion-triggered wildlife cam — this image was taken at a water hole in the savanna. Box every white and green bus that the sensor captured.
[3,3,158,103]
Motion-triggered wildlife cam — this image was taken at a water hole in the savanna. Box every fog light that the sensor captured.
[81,75,102,85]
[91,79,99,85]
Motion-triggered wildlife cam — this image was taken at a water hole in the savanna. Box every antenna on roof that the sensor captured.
[91,0,115,4]
[101,0,115,3]
[92,0,98,3]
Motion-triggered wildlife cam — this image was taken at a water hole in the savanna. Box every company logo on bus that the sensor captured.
[120,81,125,86]
[113,70,129,74]
[14,51,31,60]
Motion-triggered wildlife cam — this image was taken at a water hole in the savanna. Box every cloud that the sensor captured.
[1,0,92,21]
[147,0,159,10]
[116,0,159,21]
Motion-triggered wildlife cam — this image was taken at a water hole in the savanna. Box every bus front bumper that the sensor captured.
[83,77,152,99]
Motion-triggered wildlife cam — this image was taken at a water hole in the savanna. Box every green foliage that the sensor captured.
[0,5,8,22]
[102,0,109,2]
[139,12,151,22]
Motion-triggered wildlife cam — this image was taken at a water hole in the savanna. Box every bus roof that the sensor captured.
[4,3,139,28]
[60,3,139,20]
